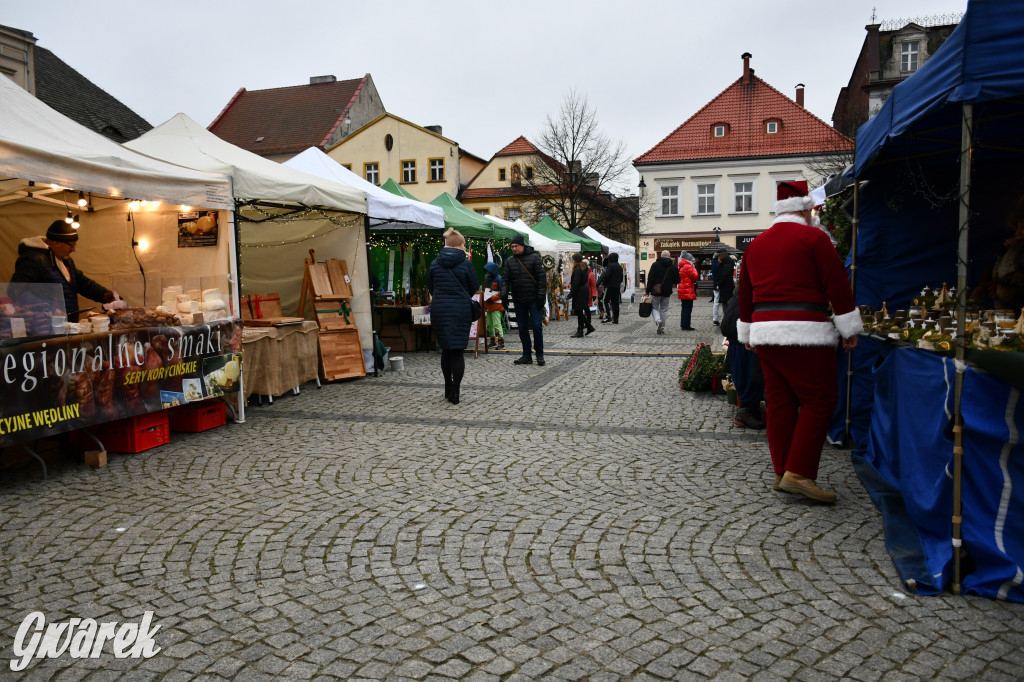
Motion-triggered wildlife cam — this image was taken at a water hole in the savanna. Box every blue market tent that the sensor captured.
[841,0,1024,601]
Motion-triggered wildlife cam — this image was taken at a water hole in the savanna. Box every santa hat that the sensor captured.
[775,180,813,214]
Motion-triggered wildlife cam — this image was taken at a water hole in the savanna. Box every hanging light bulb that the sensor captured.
[180,205,192,212]
[129,200,140,212]
[71,215,80,229]
[77,191,87,208]
[137,237,149,252]
[65,211,73,224]
[150,200,161,208]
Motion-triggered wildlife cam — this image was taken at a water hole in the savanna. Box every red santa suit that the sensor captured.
[737,187,862,483]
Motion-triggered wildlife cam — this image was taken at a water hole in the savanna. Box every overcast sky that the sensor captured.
[6,1,966,194]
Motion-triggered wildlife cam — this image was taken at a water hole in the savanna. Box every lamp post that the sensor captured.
[712,226,721,242]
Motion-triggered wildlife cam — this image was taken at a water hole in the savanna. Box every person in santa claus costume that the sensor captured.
[737,181,862,503]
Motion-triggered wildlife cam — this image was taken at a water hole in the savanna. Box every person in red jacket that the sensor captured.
[586,260,598,333]
[677,252,699,330]
[738,181,862,504]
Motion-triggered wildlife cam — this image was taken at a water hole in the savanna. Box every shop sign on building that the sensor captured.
[654,238,713,252]
[737,235,758,251]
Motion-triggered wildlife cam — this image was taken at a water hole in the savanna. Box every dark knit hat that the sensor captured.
[572,253,583,262]
[46,219,79,243]
[510,234,526,246]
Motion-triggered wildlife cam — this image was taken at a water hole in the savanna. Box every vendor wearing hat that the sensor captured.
[11,219,123,321]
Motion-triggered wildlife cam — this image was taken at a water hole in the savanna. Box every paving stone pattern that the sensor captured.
[2,298,1023,680]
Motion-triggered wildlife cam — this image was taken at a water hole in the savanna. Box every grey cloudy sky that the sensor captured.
[6,0,965,193]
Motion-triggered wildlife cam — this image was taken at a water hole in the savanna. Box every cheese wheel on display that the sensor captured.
[176,294,191,303]
[200,300,226,312]
[202,288,223,300]
[186,290,201,301]
[176,302,193,313]
[178,313,193,325]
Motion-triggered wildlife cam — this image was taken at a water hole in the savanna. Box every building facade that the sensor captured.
[833,16,960,139]
[327,113,461,202]
[633,54,853,284]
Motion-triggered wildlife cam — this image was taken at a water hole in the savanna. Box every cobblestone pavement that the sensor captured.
[2,297,1024,680]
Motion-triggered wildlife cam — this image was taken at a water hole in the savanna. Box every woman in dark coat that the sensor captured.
[428,228,480,404]
[568,253,593,337]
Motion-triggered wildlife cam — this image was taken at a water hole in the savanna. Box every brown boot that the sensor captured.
[778,472,836,504]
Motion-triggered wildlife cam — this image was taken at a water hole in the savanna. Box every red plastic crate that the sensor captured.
[73,411,169,453]
[169,400,226,433]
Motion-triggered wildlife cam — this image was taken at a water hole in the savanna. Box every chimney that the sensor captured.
[795,83,805,107]
[424,125,443,136]
[866,24,881,81]
[741,52,752,84]
[309,75,337,85]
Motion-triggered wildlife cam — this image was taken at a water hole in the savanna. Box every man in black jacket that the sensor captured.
[11,219,120,321]
[645,250,680,335]
[501,235,548,365]
[596,252,624,323]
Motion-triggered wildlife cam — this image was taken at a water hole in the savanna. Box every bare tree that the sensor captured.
[803,147,855,188]
[525,91,635,235]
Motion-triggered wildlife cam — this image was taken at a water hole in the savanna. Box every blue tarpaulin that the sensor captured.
[840,0,1024,600]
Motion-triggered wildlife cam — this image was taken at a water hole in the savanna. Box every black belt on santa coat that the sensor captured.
[753,302,830,314]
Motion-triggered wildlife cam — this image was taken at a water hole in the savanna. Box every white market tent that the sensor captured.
[284,147,444,227]
[582,226,637,299]
[126,115,375,350]
[0,75,241,320]
[484,216,561,264]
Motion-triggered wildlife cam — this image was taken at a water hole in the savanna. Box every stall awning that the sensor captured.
[126,114,367,213]
[0,76,232,210]
[530,216,603,252]
[854,0,1024,176]
[429,191,520,241]
[285,148,444,226]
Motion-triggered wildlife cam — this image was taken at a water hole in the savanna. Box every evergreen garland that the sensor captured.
[679,343,725,392]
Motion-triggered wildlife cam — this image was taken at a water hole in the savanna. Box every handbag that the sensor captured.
[638,295,653,318]
[470,297,482,320]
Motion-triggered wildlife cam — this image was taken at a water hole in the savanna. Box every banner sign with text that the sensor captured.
[0,318,242,448]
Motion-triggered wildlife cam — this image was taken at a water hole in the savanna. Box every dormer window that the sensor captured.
[713,124,727,138]
[766,120,780,134]
[901,41,919,72]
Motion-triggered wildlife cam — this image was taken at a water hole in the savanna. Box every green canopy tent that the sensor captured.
[429,191,521,241]
[530,216,603,253]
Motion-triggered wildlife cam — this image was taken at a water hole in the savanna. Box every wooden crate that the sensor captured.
[318,328,365,380]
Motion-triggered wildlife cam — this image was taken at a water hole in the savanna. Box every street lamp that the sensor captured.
[712,226,721,242]
[638,175,646,196]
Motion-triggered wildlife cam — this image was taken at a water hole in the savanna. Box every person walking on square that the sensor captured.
[738,181,862,503]
[586,259,598,333]
[428,228,480,405]
[568,254,594,338]
[501,234,548,365]
[482,261,505,350]
[715,250,736,310]
[677,251,699,330]
[597,252,624,323]
[645,250,680,335]
[710,252,722,324]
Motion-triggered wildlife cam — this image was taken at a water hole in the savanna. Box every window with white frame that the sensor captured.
[429,158,445,182]
[505,207,521,221]
[537,206,552,220]
[901,41,919,72]
[733,181,754,213]
[402,160,417,183]
[660,185,680,216]
[364,163,379,185]
[474,208,490,216]
[696,182,717,215]
[713,125,726,138]
[766,121,779,134]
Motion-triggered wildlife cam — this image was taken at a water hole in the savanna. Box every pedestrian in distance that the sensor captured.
[501,234,548,366]
[738,180,863,503]
[427,228,479,405]
[645,250,680,335]
[482,261,505,350]
[596,252,624,323]
[586,259,598,333]
[715,250,736,313]
[568,254,593,338]
[710,252,721,322]
[677,251,699,330]
[596,257,609,321]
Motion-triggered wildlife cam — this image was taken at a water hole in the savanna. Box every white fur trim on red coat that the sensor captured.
[738,320,751,345]
[774,196,813,214]
[749,320,839,346]
[833,309,864,339]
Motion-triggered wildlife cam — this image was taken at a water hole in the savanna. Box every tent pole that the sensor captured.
[844,180,860,444]
[230,190,245,424]
[952,102,973,596]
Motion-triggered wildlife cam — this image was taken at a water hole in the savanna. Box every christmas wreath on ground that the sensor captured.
[679,343,726,392]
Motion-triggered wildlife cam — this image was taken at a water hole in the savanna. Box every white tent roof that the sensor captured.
[485,216,561,262]
[284,147,444,227]
[582,226,637,291]
[126,114,366,214]
[0,74,233,210]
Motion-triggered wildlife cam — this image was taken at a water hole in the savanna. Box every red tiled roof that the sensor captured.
[208,76,367,156]
[494,136,539,156]
[635,75,853,164]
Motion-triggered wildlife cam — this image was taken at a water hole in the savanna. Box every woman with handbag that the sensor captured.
[568,254,595,337]
[428,228,480,404]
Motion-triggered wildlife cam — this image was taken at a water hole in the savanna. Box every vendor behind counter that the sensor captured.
[9,219,125,321]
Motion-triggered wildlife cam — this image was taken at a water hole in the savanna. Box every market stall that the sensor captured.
[0,74,242,463]
[838,0,1024,600]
